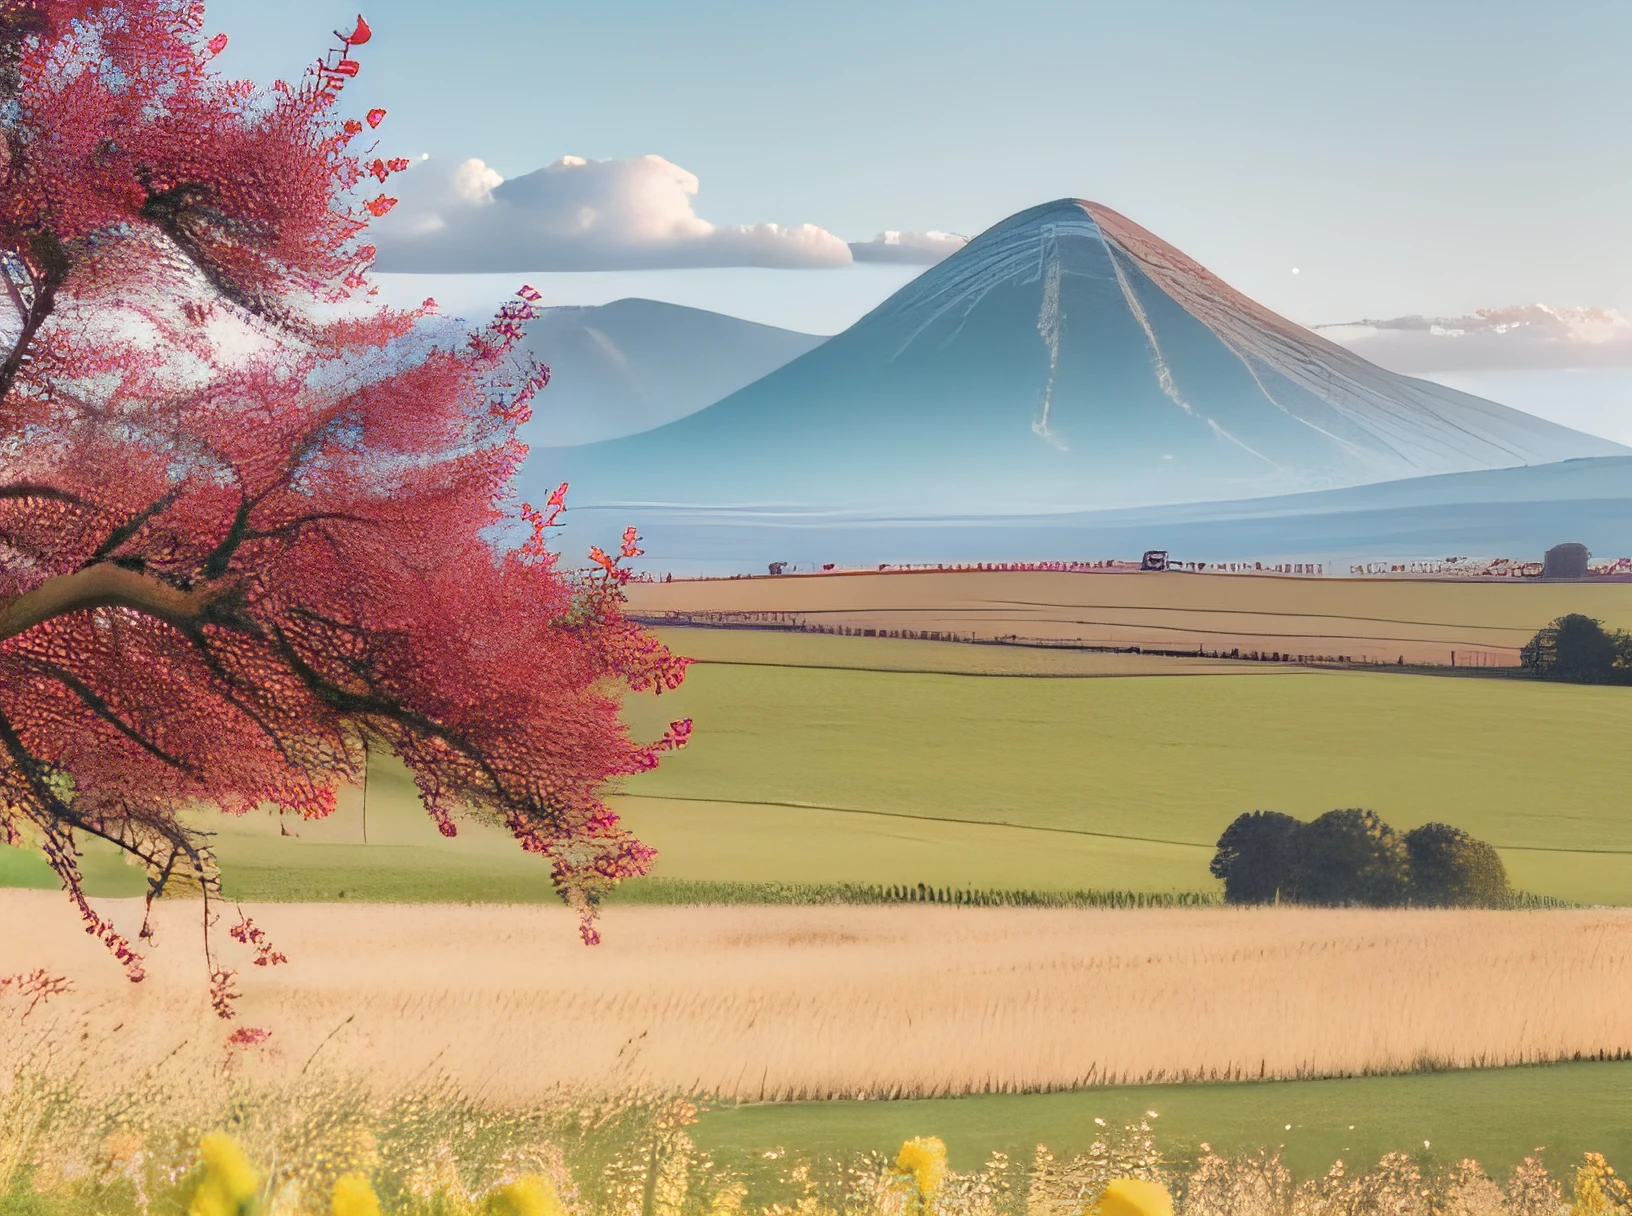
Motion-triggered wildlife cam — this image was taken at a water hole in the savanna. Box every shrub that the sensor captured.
[1405,823,1512,908]
[1212,810,1509,908]
[1210,811,1304,904]
[1521,615,1632,684]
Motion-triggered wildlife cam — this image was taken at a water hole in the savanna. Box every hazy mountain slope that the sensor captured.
[533,201,1623,513]
[520,299,824,446]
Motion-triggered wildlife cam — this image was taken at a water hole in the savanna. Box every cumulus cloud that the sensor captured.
[848,230,969,264]
[372,153,854,272]
[1317,304,1632,372]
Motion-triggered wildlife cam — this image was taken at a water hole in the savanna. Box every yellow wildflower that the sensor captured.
[484,1174,565,1216]
[1574,1153,1632,1216]
[188,1133,259,1216]
[895,1137,949,1203]
[1099,1177,1174,1216]
[332,1172,382,1216]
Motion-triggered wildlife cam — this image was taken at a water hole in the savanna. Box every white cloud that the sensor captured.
[1318,304,1632,372]
[848,230,968,264]
[373,154,854,272]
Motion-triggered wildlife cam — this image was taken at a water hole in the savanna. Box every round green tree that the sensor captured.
[1210,810,1304,904]
[1405,823,1511,907]
[1522,614,1627,684]
[1293,809,1410,906]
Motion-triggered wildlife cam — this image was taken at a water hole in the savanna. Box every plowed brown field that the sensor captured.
[625,569,1632,665]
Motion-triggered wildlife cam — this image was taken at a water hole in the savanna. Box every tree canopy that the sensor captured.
[1404,822,1510,908]
[0,1,689,1007]
[1293,809,1410,907]
[1208,809,1301,904]
[1521,614,1632,685]
[1211,809,1510,908]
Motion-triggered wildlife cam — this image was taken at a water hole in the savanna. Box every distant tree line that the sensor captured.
[1210,809,1511,907]
[1522,615,1632,685]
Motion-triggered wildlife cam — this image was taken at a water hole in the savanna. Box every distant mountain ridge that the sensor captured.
[520,299,823,447]
[563,456,1632,576]
[532,200,1624,514]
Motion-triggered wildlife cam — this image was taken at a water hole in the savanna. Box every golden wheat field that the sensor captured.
[8,892,1631,1102]
[624,569,1632,665]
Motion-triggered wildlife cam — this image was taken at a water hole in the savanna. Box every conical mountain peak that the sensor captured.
[535,200,1624,515]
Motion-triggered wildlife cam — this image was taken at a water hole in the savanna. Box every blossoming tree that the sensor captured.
[0,0,689,1004]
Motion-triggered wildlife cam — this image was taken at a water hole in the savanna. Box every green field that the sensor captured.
[0,751,572,903]
[617,629,1632,904]
[7,627,1628,904]
[696,1061,1632,1181]
[7,627,1630,1178]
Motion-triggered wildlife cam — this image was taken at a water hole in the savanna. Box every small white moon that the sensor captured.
[1291,267,1301,275]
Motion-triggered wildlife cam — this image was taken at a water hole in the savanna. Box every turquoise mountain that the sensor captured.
[530,200,1625,515]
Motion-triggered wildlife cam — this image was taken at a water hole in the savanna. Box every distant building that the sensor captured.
[1541,543,1590,580]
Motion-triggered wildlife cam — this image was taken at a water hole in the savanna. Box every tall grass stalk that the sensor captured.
[0,1077,1620,1216]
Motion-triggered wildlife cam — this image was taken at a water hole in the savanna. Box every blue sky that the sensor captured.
[209,0,1631,335]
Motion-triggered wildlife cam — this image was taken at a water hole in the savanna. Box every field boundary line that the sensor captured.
[647,612,1527,652]
[615,793,1217,849]
[678,659,1298,680]
[615,793,1632,856]
[764,609,1524,650]
[975,597,1540,634]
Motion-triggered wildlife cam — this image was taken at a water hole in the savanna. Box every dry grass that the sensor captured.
[2,1073,1619,1216]
[626,570,1632,665]
[6,892,1631,1103]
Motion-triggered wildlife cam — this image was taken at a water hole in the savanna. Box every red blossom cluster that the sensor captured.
[0,2,691,1007]
[229,913,288,968]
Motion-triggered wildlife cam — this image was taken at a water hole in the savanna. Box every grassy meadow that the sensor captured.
[616,627,1632,905]
[696,1060,1632,1180]
[4,1062,1628,1214]
[6,596,1632,1205]
[9,622,1628,905]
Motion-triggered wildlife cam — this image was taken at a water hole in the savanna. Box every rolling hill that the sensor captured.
[531,200,1623,515]
[519,298,824,446]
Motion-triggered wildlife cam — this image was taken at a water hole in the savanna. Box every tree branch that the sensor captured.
[0,482,88,507]
[18,657,193,773]
[140,183,275,324]
[0,256,28,335]
[245,511,376,543]
[199,498,252,579]
[85,485,184,565]
[0,233,67,404]
[264,620,521,811]
[0,563,232,644]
